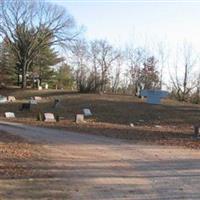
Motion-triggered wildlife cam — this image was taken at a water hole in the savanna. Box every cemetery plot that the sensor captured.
[0,89,199,149]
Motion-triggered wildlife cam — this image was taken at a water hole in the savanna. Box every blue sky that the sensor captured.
[53,1,200,51]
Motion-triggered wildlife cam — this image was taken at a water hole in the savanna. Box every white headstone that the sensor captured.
[29,99,37,105]
[44,113,56,122]
[76,114,85,123]
[38,86,42,90]
[7,96,16,102]
[83,108,92,117]
[130,123,135,127]
[0,95,7,103]
[34,96,42,101]
[45,83,49,90]
[140,90,168,104]
[5,112,15,118]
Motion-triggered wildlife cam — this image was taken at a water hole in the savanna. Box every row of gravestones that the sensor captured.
[0,95,43,104]
[1,90,169,105]
[0,95,16,103]
[5,107,92,124]
[3,95,42,118]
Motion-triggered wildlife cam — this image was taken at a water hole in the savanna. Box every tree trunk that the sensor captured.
[21,59,32,89]
[22,73,27,88]
[17,73,20,87]
[21,64,27,89]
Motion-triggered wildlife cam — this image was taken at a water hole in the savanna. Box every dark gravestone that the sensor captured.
[193,125,200,139]
[20,103,31,111]
[53,99,60,108]
[37,112,44,121]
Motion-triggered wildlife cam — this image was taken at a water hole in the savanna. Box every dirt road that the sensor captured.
[0,121,199,200]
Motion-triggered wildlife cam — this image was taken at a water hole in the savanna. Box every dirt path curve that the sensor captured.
[0,121,199,200]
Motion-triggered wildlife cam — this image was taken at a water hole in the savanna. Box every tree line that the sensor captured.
[0,0,75,89]
[0,0,200,103]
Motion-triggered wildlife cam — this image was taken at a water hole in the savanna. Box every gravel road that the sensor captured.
[0,121,199,200]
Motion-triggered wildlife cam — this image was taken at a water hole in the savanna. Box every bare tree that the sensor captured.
[126,46,146,95]
[94,40,120,92]
[0,0,78,88]
[69,39,89,92]
[89,41,101,91]
[170,43,198,101]
[157,42,169,89]
[111,53,123,93]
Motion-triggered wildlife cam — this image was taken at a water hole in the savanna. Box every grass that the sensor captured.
[0,88,200,148]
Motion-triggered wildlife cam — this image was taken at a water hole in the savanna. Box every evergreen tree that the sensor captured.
[55,63,74,89]
[0,41,16,86]
[31,46,63,87]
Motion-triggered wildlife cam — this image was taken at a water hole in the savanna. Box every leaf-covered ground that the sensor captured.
[0,131,48,178]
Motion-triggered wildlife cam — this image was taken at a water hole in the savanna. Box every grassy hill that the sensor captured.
[0,89,200,148]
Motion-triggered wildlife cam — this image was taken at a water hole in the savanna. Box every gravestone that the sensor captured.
[44,113,56,122]
[193,125,200,139]
[0,95,7,103]
[83,108,92,117]
[29,99,37,105]
[140,90,168,104]
[53,99,60,108]
[38,86,42,90]
[34,96,42,101]
[20,103,31,111]
[45,83,49,90]
[136,83,145,97]
[5,112,15,118]
[75,114,85,123]
[7,96,16,102]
